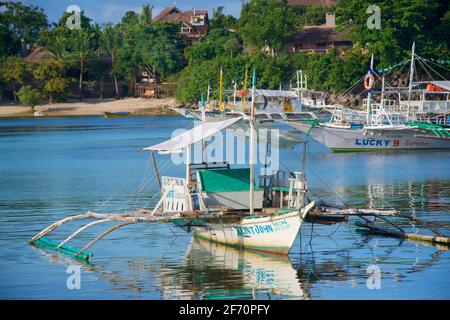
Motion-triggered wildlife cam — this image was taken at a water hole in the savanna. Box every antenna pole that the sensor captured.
[407,42,415,121]
[366,54,374,125]
[249,68,256,215]
[219,67,223,112]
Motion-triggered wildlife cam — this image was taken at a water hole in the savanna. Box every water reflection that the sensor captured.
[159,238,308,300]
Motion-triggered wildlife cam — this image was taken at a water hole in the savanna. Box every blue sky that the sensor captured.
[21,0,244,24]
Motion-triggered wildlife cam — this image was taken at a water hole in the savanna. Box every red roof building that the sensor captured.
[153,7,209,41]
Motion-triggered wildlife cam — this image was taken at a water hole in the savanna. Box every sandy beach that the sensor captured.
[0,97,179,118]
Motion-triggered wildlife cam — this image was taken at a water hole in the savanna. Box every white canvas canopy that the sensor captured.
[253,89,298,98]
[143,117,243,154]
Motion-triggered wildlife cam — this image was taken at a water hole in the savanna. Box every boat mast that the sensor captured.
[381,75,392,125]
[366,54,374,125]
[300,140,307,207]
[207,81,211,105]
[249,68,256,215]
[201,93,206,122]
[300,70,304,104]
[242,67,248,112]
[407,42,415,121]
[233,79,237,109]
[219,67,223,112]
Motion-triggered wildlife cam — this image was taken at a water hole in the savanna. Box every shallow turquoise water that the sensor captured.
[0,115,449,299]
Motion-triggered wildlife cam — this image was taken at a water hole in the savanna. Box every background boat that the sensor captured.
[104,111,129,118]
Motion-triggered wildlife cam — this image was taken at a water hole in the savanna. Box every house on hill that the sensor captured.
[285,13,354,56]
[153,6,209,42]
[25,46,54,63]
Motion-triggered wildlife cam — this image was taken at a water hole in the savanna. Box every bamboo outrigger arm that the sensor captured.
[29,209,209,246]
[356,220,450,245]
[56,218,112,249]
[75,221,136,257]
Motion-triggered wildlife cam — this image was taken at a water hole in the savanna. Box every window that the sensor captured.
[285,113,313,121]
[181,27,191,34]
[269,113,284,120]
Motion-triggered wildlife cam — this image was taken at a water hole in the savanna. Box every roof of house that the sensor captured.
[291,26,352,44]
[25,46,54,63]
[153,6,209,35]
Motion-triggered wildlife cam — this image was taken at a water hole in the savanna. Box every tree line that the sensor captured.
[0,0,449,107]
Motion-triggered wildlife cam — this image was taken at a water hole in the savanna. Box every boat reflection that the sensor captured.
[159,238,309,300]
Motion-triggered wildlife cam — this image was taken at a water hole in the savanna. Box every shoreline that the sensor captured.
[0,97,179,118]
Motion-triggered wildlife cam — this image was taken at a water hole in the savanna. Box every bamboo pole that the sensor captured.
[29,212,101,243]
[356,221,450,245]
[150,151,162,194]
[75,221,135,257]
[219,67,223,112]
[242,67,248,112]
[57,218,111,249]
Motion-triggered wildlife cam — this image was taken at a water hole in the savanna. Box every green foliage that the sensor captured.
[0,56,31,85]
[238,0,297,52]
[117,20,186,83]
[0,1,48,55]
[140,5,153,27]
[336,0,448,65]
[16,85,45,108]
[292,5,330,26]
[33,60,68,102]
[210,6,237,29]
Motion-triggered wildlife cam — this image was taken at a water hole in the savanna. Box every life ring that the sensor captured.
[364,73,374,90]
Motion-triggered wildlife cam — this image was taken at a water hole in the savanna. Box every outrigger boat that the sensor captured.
[171,68,320,124]
[29,115,314,257]
[286,43,450,152]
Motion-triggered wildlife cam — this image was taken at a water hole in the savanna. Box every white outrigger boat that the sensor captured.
[171,68,320,125]
[285,43,450,152]
[143,115,313,254]
[28,116,314,257]
[29,71,316,257]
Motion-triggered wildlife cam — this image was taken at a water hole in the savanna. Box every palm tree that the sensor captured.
[140,5,153,26]
[101,24,121,98]
[73,29,93,99]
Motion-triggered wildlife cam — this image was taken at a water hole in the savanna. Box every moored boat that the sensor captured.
[286,43,450,152]
[104,111,129,118]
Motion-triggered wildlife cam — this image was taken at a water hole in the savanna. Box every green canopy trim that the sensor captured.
[198,168,261,193]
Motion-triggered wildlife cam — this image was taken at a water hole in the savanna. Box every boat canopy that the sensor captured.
[143,117,243,154]
[428,81,450,91]
[253,89,298,98]
[412,81,450,92]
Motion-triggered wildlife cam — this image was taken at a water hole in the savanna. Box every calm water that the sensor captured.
[0,115,449,299]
